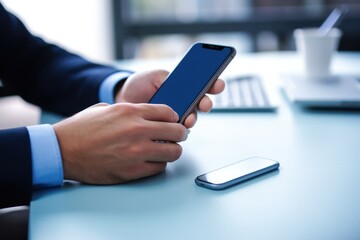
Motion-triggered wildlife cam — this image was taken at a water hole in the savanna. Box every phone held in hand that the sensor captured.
[148,42,236,124]
[195,157,280,190]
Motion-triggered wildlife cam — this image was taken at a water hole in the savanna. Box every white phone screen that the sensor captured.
[195,157,279,190]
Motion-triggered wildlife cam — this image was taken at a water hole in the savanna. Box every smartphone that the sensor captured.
[148,43,236,124]
[195,157,280,190]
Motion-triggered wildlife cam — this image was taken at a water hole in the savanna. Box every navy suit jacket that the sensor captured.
[0,3,122,208]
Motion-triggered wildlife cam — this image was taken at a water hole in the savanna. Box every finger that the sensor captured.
[138,104,179,123]
[145,141,183,162]
[184,112,197,129]
[207,79,225,94]
[146,121,188,142]
[119,162,167,182]
[198,95,213,113]
[142,162,168,177]
[151,69,170,89]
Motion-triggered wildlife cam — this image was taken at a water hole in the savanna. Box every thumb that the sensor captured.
[151,69,170,89]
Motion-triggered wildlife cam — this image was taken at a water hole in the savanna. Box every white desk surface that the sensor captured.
[31,52,360,240]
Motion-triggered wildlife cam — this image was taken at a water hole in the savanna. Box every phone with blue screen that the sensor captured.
[148,43,236,124]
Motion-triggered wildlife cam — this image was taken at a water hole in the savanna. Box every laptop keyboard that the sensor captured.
[211,75,276,111]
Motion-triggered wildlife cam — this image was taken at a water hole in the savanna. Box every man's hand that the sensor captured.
[53,103,188,184]
[53,69,224,185]
[115,70,225,128]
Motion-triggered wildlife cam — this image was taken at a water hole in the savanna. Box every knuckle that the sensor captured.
[113,103,138,116]
[94,102,109,107]
[111,103,125,112]
[126,144,144,157]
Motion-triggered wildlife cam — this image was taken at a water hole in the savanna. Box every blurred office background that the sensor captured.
[1,0,114,63]
[1,0,360,128]
[114,0,360,59]
[2,0,360,62]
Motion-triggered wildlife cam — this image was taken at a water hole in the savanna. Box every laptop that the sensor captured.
[282,74,360,108]
[211,75,278,112]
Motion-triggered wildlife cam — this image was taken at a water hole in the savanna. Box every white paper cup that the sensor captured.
[294,28,342,78]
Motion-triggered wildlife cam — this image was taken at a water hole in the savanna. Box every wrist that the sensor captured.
[52,120,76,181]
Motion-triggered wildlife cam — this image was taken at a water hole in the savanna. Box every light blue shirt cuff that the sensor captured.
[27,124,63,189]
[99,71,132,104]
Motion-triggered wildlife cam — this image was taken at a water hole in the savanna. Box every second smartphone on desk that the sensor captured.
[195,157,280,190]
[148,42,236,124]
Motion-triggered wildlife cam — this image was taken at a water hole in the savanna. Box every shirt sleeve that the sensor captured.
[99,71,132,104]
[27,124,63,189]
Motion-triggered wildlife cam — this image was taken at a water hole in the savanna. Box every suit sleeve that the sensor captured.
[0,3,121,116]
[0,128,32,208]
[0,4,129,208]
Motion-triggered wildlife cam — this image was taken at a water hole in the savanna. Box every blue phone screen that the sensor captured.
[148,43,234,121]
